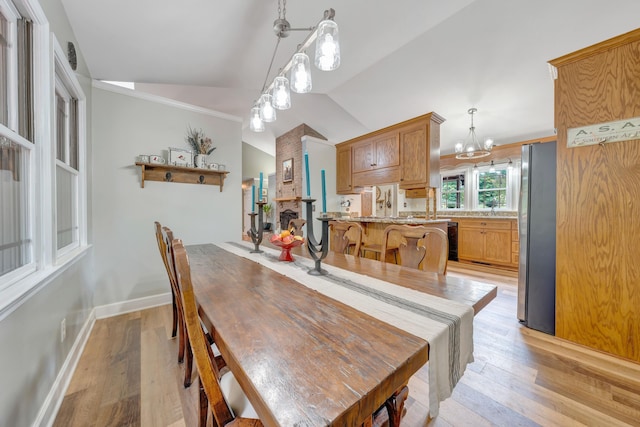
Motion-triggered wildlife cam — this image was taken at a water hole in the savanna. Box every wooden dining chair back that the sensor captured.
[288,218,307,237]
[160,225,196,388]
[381,225,449,274]
[172,240,263,427]
[329,221,363,256]
[155,221,179,342]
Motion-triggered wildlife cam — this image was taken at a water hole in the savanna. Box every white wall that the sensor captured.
[301,136,337,238]
[91,84,243,306]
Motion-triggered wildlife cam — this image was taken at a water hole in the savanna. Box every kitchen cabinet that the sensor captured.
[335,112,445,191]
[336,144,352,194]
[458,218,514,267]
[398,115,443,190]
[352,131,399,173]
[351,131,400,187]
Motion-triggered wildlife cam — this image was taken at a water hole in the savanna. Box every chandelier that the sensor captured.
[454,108,494,159]
[249,0,341,132]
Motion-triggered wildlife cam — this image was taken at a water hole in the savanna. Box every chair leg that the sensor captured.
[170,291,178,338]
[177,310,186,363]
[198,376,208,427]
[184,340,193,388]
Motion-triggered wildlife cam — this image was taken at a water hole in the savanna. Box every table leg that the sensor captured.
[384,385,409,427]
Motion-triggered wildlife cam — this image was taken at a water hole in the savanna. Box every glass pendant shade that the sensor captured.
[249,106,265,132]
[259,94,276,122]
[290,53,312,93]
[314,20,340,71]
[271,76,291,110]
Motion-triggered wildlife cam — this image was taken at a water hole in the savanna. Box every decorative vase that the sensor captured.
[194,154,207,168]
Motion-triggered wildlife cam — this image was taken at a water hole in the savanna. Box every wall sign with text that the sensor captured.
[567,117,640,148]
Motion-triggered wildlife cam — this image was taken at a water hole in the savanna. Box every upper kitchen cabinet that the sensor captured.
[352,131,399,173]
[351,130,401,187]
[336,112,445,192]
[336,144,352,194]
[399,113,444,189]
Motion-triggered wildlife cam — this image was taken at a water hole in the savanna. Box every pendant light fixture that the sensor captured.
[259,94,277,122]
[455,108,494,159]
[249,106,265,132]
[290,52,312,93]
[315,19,340,71]
[249,0,341,132]
[272,76,291,110]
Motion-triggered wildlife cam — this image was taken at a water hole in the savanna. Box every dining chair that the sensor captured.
[154,222,181,357]
[161,225,227,389]
[360,228,399,263]
[380,224,449,274]
[329,221,363,256]
[288,218,306,237]
[171,239,262,427]
[160,226,192,387]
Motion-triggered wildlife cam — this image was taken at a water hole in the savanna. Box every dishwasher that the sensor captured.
[447,222,458,261]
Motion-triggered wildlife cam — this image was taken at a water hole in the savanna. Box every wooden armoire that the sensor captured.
[550,28,640,362]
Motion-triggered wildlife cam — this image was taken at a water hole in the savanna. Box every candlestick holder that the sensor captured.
[247,201,266,253]
[302,198,333,275]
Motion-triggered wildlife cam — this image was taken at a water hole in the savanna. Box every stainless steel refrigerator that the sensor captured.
[517,141,556,335]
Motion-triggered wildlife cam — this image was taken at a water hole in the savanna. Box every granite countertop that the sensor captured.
[342,217,450,225]
[440,215,518,220]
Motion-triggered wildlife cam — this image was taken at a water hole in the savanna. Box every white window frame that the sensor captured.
[0,0,89,317]
[53,38,86,259]
[472,162,519,211]
[0,0,19,130]
[439,161,521,213]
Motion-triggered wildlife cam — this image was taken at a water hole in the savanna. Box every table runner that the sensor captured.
[217,241,474,417]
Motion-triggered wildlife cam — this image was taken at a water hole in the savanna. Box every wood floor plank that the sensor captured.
[54,264,640,427]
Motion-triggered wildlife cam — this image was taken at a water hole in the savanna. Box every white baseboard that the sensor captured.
[34,292,172,427]
[94,292,172,319]
[33,308,96,427]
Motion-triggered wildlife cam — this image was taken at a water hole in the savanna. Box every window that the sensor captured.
[54,41,84,255]
[0,135,32,278]
[440,161,519,213]
[0,1,34,284]
[440,172,465,209]
[0,11,8,125]
[1,0,87,310]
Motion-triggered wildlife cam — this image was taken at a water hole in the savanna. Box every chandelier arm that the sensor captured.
[259,36,283,95]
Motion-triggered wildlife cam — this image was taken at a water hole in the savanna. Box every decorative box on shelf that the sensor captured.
[134,162,229,191]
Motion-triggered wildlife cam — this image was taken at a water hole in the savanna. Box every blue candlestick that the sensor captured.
[304,152,311,197]
[251,185,255,212]
[321,169,326,213]
[259,172,263,201]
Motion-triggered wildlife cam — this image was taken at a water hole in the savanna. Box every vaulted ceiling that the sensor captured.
[61,0,640,156]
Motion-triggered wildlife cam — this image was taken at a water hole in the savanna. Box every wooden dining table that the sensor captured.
[186,242,497,426]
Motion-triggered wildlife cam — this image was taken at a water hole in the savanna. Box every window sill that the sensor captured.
[0,244,92,321]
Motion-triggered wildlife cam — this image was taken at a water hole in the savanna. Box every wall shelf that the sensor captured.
[135,162,229,191]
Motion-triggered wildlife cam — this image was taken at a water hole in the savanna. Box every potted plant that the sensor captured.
[262,203,273,231]
[185,125,216,168]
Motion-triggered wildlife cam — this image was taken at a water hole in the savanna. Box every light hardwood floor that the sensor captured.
[54,263,640,427]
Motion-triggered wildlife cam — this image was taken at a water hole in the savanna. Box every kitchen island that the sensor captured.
[333,217,450,265]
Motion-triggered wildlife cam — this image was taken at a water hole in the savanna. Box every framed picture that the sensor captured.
[169,147,193,167]
[282,158,293,183]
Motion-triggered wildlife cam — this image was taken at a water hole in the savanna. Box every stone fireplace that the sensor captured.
[279,209,299,230]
